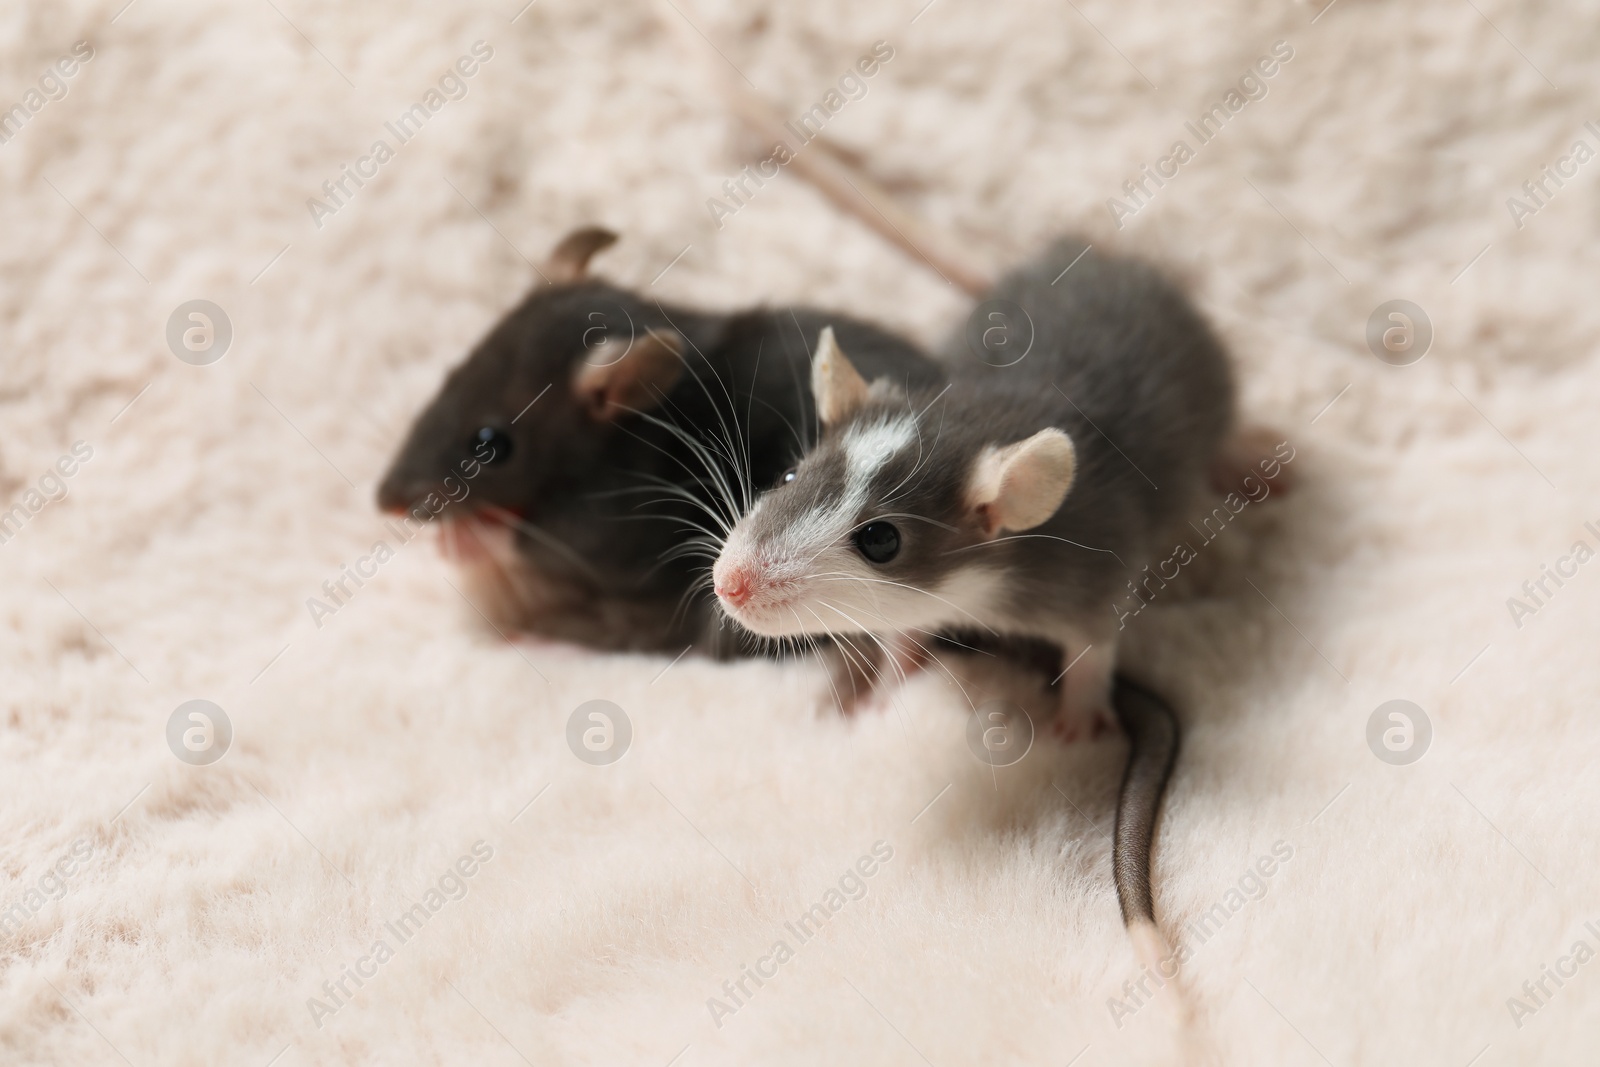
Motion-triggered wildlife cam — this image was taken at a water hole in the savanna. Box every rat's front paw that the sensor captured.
[817,640,887,717]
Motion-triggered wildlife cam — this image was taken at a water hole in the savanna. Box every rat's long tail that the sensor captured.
[1110,674,1195,1034]
[1111,674,1178,943]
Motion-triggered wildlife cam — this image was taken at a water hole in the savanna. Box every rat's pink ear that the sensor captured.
[571,327,686,421]
[811,327,870,428]
[967,429,1076,536]
[543,226,619,284]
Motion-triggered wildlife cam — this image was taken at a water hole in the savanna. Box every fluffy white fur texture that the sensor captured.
[2,0,1597,1063]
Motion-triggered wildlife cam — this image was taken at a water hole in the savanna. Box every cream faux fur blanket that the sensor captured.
[2,0,1597,1063]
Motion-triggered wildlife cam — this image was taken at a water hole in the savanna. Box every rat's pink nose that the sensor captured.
[715,564,754,608]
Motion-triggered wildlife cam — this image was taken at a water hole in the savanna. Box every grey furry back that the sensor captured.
[941,239,1235,545]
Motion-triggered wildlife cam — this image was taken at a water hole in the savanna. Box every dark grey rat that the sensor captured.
[376,226,946,656]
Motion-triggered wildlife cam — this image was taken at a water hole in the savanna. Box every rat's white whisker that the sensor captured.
[617,476,736,543]
[943,532,1124,566]
[821,620,889,695]
[660,541,724,563]
[612,410,744,534]
[882,402,949,508]
[862,512,962,533]
[815,601,946,704]
[908,626,994,658]
[795,606,855,711]
[889,626,977,707]
[880,392,946,504]
[600,477,736,536]
[809,603,896,694]
[618,509,727,550]
[914,382,953,422]
[817,591,975,706]
[808,574,997,635]
[649,306,759,516]
[667,566,722,637]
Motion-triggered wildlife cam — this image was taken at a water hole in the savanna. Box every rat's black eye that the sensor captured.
[853,521,901,564]
[780,466,798,485]
[472,426,513,464]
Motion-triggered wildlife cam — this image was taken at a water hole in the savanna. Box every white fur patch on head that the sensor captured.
[762,411,916,556]
[842,413,918,489]
[968,428,1076,536]
[714,410,927,636]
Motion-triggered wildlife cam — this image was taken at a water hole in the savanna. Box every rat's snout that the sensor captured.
[713,559,755,608]
[378,466,443,516]
[376,471,414,514]
[713,537,812,636]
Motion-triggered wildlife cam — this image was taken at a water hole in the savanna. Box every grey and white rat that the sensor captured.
[709,236,1232,986]
[376,226,947,655]
[710,238,1236,735]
